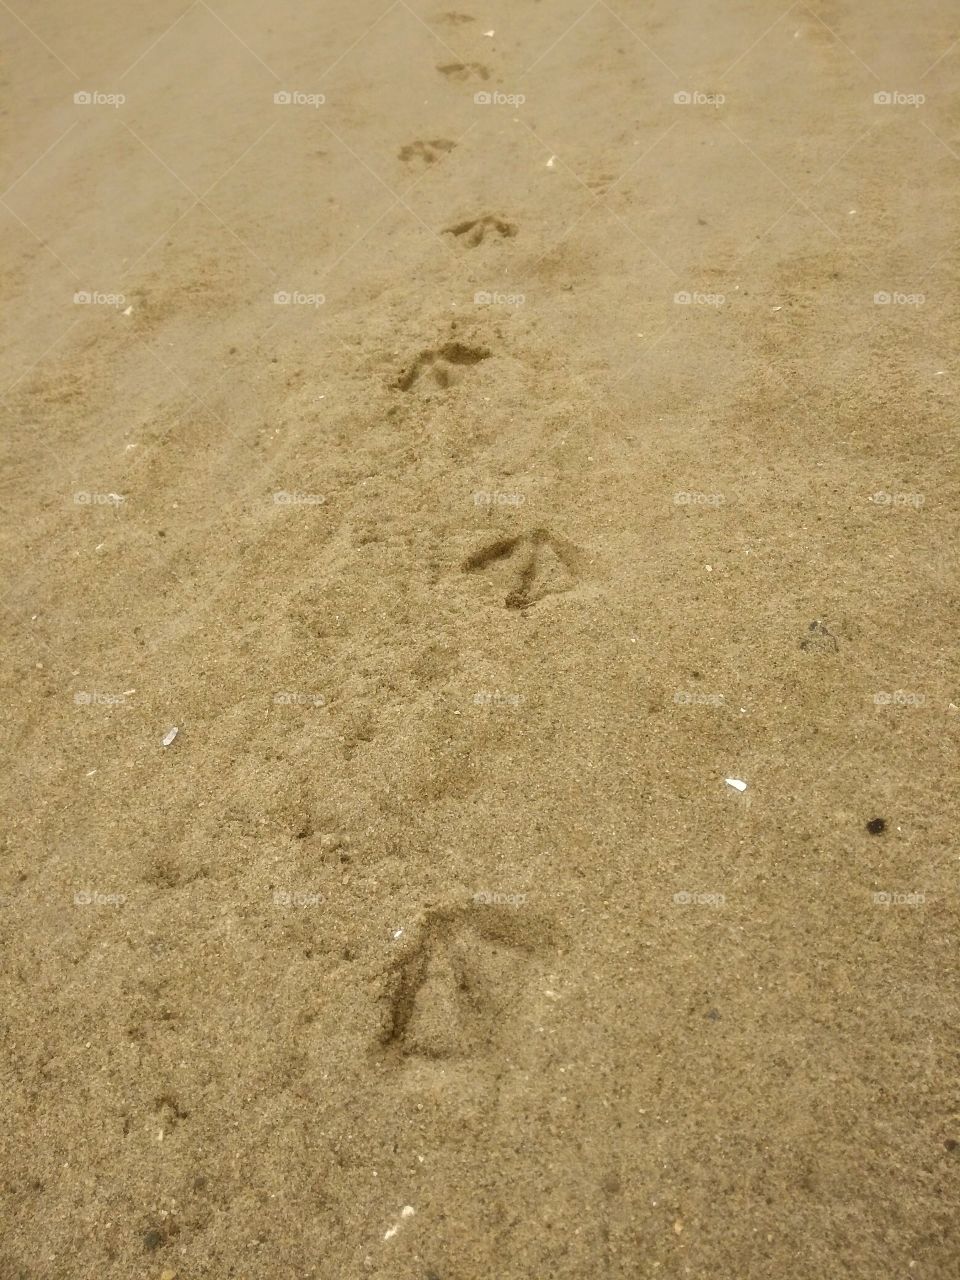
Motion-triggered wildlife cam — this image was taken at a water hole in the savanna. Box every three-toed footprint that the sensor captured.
[463,527,585,609]
[394,340,491,391]
[443,214,517,247]
[379,904,556,1063]
[437,62,490,82]
[398,139,457,166]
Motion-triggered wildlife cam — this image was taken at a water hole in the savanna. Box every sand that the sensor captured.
[2,1,959,1277]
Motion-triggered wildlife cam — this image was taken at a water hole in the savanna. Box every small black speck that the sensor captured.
[705,1008,721,1021]
[866,817,887,835]
[944,1138,957,1152]
[143,1229,163,1252]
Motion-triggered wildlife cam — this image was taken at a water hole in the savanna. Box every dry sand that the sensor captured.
[2,1,959,1277]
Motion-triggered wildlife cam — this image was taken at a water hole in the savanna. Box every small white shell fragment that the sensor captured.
[483,29,494,36]
[122,305,133,315]
[384,1205,416,1241]
[162,727,179,747]
[546,155,557,168]
[725,777,747,792]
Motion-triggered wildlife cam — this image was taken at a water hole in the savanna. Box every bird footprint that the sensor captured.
[463,527,584,609]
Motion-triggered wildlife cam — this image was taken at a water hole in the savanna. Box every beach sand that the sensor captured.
[2,2,958,1276]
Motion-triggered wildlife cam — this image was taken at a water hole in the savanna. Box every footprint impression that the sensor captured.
[463,527,584,609]
[443,214,517,247]
[437,62,490,82]
[394,340,491,391]
[398,139,457,166]
[379,904,556,1063]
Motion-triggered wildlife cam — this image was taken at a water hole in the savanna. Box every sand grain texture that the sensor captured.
[1,1,959,1277]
